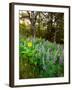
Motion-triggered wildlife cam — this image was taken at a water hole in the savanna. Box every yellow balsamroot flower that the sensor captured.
[27,42,32,47]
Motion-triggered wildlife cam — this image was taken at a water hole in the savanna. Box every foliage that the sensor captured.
[19,37,64,79]
[19,23,32,37]
[19,11,64,44]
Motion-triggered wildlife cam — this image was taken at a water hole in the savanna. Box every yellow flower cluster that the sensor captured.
[28,42,32,47]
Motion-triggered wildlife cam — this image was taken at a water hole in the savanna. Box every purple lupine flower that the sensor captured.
[49,48,53,53]
[59,56,63,64]
[53,57,57,64]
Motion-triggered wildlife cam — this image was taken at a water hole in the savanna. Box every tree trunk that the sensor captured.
[38,12,41,37]
[31,11,36,38]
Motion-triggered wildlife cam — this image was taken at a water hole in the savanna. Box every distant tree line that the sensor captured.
[19,11,64,44]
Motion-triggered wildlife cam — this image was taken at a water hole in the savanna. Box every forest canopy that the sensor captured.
[19,11,64,44]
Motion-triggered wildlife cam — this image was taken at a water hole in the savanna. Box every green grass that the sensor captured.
[19,37,64,79]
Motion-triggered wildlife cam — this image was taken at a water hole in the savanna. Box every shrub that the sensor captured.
[19,37,64,79]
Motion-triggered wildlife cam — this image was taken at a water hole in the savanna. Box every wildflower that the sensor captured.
[28,42,32,47]
[59,56,63,64]
[49,48,53,54]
